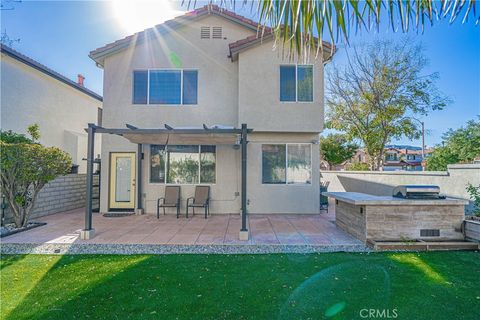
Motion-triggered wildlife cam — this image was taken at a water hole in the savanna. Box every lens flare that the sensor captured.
[112,0,185,34]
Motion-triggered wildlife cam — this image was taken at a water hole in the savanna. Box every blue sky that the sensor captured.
[2,1,479,147]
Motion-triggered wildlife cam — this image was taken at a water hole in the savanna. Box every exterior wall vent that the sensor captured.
[212,26,222,39]
[200,26,210,39]
[420,229,440,237]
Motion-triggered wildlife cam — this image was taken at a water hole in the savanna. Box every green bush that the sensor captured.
[466,184,480,217]
[0,126,72,228]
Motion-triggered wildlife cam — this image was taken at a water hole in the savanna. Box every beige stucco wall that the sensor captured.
[100,132,320,214]
[238,41,325,132]
[247,133,320,214]
[0,53,102,173]
[99,14,325,214]
[101,15,254,130]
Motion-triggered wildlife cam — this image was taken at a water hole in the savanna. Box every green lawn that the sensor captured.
[1,252,479,320]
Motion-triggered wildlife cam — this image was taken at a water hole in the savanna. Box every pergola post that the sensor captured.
[136,143,143,215]
[239,123,249,241]
[80,123,96,240]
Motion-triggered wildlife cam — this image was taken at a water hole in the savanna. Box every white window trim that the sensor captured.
[148,145,217,186]
[133,68,198,106]
[261,143,313,185]
[279,64,314,103]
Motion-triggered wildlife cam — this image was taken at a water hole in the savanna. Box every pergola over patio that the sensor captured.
[81,123,252,241]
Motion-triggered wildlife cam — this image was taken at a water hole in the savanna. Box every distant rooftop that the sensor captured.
[385,144,423,151]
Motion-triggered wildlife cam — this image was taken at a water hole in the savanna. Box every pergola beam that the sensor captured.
[81,122,252,241]
[89,124,252,135]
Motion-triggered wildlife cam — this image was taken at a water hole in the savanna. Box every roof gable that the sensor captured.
[89,5,264,66]
[228,32,334,62]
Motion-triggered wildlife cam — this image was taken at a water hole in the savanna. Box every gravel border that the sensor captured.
[0,222,47,238]
[0,243,370,255]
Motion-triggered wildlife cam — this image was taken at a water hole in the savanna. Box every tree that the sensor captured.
[320,133,358,170]
[325,39,448,170]
[466,184,480,217]
[0,126,72,228]
[190,1,479,59]
[426,118,480,171]
[1,0,22,47]
[347,162,370,171]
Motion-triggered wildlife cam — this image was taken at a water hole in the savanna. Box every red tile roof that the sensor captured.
[228,31,334,59]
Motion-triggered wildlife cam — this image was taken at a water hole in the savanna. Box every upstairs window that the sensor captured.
[385,153,398,161]
[149,70,181,104]
[280,65,313,102]
[132,69,198,105]
[133,71,148,104]
[182,70,198,104]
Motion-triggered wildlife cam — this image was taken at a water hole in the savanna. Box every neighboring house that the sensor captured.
[89,5,334,215]
[382,146,432,171]
[0,44,102,173]
[323,146,431,171]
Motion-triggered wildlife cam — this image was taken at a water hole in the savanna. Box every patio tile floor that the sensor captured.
[1,204,361,247]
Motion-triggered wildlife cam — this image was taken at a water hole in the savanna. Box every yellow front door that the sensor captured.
[109,153,136,210]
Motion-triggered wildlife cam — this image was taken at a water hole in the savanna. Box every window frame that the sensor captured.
[148,144,217,185]
[385,153,398,161]
[132,68,199,106]
[261,143,313,185]
[132,70,149,105]
[279,64,314,103]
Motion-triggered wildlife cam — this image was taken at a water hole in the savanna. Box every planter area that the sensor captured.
[0,222,47,238]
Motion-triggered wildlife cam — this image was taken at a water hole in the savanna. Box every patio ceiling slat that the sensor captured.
[122,133,239,145]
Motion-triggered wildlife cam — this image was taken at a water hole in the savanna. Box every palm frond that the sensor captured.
[183,1,479,60]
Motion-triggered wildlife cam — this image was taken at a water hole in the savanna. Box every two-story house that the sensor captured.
[383,146,430,171]
[1,44,102,173]
[87,5,334,237]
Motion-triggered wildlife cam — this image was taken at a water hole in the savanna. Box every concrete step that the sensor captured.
[372,241,479,251]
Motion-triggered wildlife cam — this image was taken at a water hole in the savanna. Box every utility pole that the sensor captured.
[421,121,425,161]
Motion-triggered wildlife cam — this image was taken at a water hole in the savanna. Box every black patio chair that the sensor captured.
[186,186,210,219]
[157,186,181,218]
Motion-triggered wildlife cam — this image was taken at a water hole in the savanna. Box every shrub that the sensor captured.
[0,126,72,228]
[466,184,480,217]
